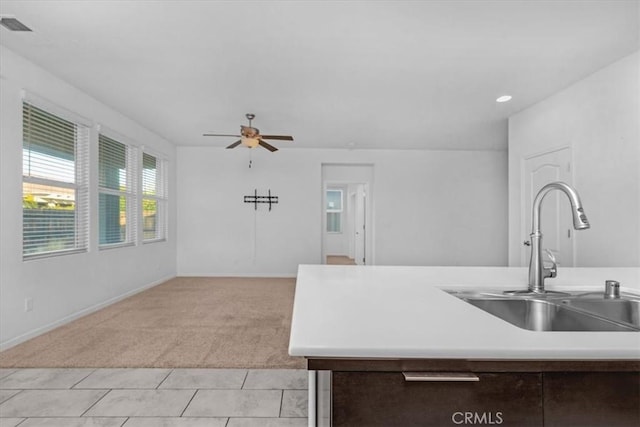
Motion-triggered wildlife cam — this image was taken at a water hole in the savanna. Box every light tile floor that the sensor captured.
[0,368,308,427]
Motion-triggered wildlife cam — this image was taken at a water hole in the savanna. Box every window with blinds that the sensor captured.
[326,189,343,233]
[142,152,168,242]
[22,102,89,258]
[98,133,137,247]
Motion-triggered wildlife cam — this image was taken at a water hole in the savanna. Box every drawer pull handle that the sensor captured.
[402,372,480,382]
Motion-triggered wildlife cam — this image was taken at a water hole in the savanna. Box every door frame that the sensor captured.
[321,164,374,265]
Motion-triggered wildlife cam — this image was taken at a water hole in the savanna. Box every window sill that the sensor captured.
[143,238,167,245]
[23,248,87,261]
[99,242,135,251]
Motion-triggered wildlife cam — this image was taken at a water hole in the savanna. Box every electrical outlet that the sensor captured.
[25,297,33,312]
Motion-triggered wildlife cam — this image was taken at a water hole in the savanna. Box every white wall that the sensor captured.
[508,51,640,267]
[0,47,178,349]
[177,147,508,276]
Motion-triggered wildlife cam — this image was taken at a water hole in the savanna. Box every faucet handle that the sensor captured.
[544,249,556,264]
[543,249,557,278]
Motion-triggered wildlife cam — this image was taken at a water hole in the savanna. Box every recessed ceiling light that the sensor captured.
[0,16,32,31]
[496,95,512,103]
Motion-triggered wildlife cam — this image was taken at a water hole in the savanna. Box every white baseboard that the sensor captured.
[0,274,176,352]
[176,272,298,278]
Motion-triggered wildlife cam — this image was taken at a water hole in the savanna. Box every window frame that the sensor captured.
[141,150,168,243]
[21,97,90,260]
[326,188,344,234]
[97,129,138,249]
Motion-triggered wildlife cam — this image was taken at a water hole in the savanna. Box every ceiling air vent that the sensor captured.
[0,17,32,31]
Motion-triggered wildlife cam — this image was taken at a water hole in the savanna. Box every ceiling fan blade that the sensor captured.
[226,140,242,149]
[258,139,278,152]
[203,133,241,137]
[260,135,294,141]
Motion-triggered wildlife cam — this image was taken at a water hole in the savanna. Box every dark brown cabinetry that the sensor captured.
[543,372,640,427]
[310,359,640,427]
[333,372,542,426]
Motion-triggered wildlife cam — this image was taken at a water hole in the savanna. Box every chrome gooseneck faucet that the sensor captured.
[528,182,590,294]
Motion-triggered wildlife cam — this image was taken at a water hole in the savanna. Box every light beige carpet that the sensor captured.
[0,277,305,369]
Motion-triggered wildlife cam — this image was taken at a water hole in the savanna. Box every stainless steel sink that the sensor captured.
[446,290,640,332]
[560,298,640,328]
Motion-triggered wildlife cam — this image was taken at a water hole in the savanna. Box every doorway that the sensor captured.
[321,164,374,265]
[521,147,573,267]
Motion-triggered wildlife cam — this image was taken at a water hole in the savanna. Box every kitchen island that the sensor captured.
[289,265,640,426]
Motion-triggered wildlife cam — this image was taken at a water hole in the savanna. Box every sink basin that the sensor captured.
[561,298,640,328]
[463,298,638,332]
[446,290,640,332]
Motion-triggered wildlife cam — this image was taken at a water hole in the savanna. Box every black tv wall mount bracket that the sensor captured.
[244,189,279,211]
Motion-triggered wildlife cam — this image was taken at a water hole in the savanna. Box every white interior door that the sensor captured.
[522,147,573,267]
[354,184,366,265]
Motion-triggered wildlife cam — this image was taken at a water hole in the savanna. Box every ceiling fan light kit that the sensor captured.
[242,137,260,149]
[203,113,294,152]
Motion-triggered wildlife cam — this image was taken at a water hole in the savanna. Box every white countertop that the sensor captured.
[289,265,640,360]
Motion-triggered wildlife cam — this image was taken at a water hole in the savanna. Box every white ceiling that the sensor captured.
[1,0,638,151]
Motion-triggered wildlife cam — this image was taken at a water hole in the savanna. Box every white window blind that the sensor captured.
[22,102,89,258]
[142,152,168,242]
[98,133,137,247]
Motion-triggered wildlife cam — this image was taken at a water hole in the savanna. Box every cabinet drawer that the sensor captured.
[332,371,542,427]
[544,372,640,427]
